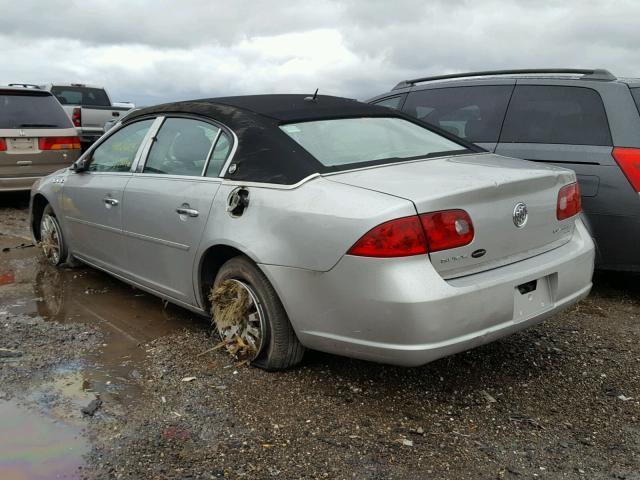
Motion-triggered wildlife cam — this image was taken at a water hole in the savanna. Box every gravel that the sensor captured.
[0,313,102,402]
[84,287,640,480]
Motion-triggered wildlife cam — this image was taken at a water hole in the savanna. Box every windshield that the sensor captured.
[0,93,73,129]
[280,117,466,168]
[51,86,110,107]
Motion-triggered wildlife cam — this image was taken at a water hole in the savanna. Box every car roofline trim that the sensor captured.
[392,68,617,90]
[221,173,321,190]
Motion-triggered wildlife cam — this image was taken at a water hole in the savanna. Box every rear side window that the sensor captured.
[631,88,640,115]
[205,132,232,177]
[51,86,110,107]
[501,85,611,145]
[0,92,73,129]
[144,118,219,176]
[402,86,513,142]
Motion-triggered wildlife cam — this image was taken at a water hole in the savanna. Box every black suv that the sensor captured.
[369,68,640,272]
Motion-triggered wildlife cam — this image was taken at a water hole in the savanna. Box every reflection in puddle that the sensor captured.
[1,234,207,399]
[0,401,86,480]
[0,233,208,478]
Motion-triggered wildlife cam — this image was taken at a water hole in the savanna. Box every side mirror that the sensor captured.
[72,158,88,173]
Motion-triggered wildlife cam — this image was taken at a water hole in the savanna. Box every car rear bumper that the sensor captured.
[261,219,594,367]
[0,176,42,192]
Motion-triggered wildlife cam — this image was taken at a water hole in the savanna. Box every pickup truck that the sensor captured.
[40,83,133,145]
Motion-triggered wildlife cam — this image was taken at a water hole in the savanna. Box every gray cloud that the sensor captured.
[2,0,342,47]
[1,0,638,106]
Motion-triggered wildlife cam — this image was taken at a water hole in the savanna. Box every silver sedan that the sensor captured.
[29,94,595,370]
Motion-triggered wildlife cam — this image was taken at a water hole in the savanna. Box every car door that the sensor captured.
[121,116,232,305]
[401,83,515,151]
[61,118,156,273]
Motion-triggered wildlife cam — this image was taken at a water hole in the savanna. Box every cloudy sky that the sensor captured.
[2,0,638,106]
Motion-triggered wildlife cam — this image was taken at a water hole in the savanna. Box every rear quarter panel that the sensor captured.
[195,176,416,272]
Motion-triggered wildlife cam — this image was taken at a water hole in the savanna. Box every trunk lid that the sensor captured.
[326,153,577,279]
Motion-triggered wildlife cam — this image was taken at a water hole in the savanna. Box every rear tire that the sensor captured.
[211,256,305,370]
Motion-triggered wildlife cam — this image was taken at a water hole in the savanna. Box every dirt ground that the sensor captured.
[1,192,639,479]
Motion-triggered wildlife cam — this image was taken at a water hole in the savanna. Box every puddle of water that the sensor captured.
[0,401,86,480]
[1,233,208,400]
[0,232,210,478]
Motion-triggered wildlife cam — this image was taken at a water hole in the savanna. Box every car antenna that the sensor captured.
[304,88,319,102]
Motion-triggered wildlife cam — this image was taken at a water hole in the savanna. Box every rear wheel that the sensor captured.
[210,256,305,370]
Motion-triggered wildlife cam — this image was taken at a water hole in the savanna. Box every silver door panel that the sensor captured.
[121,175,221,302]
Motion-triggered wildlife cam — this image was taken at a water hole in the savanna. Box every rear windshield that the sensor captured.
[0,92,73,129]
[631,88,640,115]
[51,86,110,107]
[279,117,466,168]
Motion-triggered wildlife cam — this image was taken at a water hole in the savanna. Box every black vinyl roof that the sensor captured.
[131,94,393,122]
[126,94,476,185]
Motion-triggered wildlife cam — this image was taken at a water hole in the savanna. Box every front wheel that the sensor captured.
[210,256,305,370]
[39,205,67,266]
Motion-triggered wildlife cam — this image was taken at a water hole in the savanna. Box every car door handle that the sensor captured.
[176,206,199,217]
[103,198,119,206]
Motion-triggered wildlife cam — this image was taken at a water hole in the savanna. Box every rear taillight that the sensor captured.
[347,216,427,257]
[612,147,640,192]
[72,107,81,127]
[39,136,81,150]
[556,182,582,221]
[0,138,6,152]
[420,209,475,252]
[347,209,474,258]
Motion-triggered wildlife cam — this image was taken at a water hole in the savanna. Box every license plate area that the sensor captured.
[8,137,37,151]
[514,275,552,322]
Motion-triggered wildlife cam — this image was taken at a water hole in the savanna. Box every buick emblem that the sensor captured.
[513,202,528,228]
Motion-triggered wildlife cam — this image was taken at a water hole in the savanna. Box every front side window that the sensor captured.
[144,118,219,176]
[280,117,465,168]
[500,85,612,145]
[403,86,513,142]
[0,92,73,129]
[88,119,154,172]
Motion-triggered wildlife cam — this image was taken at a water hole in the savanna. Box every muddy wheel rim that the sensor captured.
[40,214,61,265]
[213,279,266,360]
